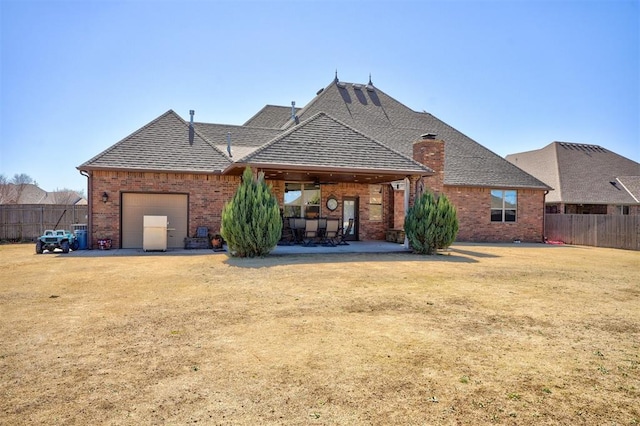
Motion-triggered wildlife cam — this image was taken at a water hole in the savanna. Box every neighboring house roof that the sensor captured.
[506,142,640,205]
[235,112,432,178]
[0,184,86,205]
[45,190,87,205]
[79,110,233,173]
[247,78,549,189]
[617,176,640,203]
[79,77,550,190]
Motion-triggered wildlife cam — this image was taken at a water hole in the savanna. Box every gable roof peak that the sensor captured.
[78,109,233,173]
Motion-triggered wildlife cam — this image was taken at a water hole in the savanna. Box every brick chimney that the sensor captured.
[413,133,445,195]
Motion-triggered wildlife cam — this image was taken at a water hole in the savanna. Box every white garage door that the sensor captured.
[122,193,188,249]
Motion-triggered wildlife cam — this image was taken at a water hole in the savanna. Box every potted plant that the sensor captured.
[211,233,224,250]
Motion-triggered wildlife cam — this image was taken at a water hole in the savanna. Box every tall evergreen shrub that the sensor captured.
[404,191,458,255]
[434,193,458,250]
[221,167,282,257]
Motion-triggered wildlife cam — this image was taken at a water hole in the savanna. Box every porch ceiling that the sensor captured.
[237,166,421,185]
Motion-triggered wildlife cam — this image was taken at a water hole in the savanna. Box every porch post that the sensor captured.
[403,177,410,249]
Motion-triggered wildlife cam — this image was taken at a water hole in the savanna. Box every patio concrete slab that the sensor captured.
[62,241,410,257]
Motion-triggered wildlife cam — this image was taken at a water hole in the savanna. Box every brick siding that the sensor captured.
[390,185,545,243]
[90,170,240,249]
[445,186,545,242]
[90,170,394,248]
[89,135,546,246]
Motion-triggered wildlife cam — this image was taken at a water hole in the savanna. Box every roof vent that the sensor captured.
[291,101,296,121]
[226,132,232,157]
[337,81,346,89]
[353,84,363,90]
[316,88,324,95]
[366,84,375,92]
[421,133,438,140]
[188,110,195,145]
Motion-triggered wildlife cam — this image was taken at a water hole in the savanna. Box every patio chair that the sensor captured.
[291,218,306,244]
[185,226,211,249]
[278,218,295,245]
[322,219,340,246]
[302,219,319,246]
[335,218,354,246]
[317,218,327,239]
[195,226,209,238]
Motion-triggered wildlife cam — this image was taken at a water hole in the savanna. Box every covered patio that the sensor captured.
[64,241,410,257]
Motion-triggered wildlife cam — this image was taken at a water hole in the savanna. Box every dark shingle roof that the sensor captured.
[506,142,640,204]
[193,122,282,159]
[244,105,300,128]
[79,110,232,173]
[277,80,549,189]
[239,112,432,175]
[79,79,556,190]
[617,176,640,202]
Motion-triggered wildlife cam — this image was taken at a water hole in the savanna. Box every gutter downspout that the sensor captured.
[80,170,92,249]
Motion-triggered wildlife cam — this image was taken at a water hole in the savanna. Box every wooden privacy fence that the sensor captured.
[0,204,89,241]
[545,214,640,251]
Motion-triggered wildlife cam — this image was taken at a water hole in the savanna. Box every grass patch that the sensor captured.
[0,243,638,424]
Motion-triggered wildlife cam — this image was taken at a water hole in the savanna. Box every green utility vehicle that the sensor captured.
[36,229,79,254]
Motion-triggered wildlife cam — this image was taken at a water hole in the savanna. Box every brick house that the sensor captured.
[506,142,640,215]
[78,76,549,249]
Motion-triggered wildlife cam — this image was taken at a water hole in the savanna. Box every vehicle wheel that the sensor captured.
[71,240,79,251]
[61,240,70,253]
[36,240,43,254]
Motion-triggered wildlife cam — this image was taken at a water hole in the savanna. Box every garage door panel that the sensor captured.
[122,193,188,249]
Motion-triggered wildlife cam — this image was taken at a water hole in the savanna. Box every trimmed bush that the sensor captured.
[404,191,458,255]
[221,167,282,257]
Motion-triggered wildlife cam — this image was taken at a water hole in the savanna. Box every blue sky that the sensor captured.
[1,0,638,192]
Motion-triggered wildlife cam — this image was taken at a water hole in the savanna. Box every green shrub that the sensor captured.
[221,167,282,257]
[404,191,458,255]
[434,193,459,250]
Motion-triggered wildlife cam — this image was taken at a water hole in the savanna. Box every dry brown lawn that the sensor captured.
[0,243,638,425]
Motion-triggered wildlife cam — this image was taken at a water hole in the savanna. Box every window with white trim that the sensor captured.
[491,190,517,222]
